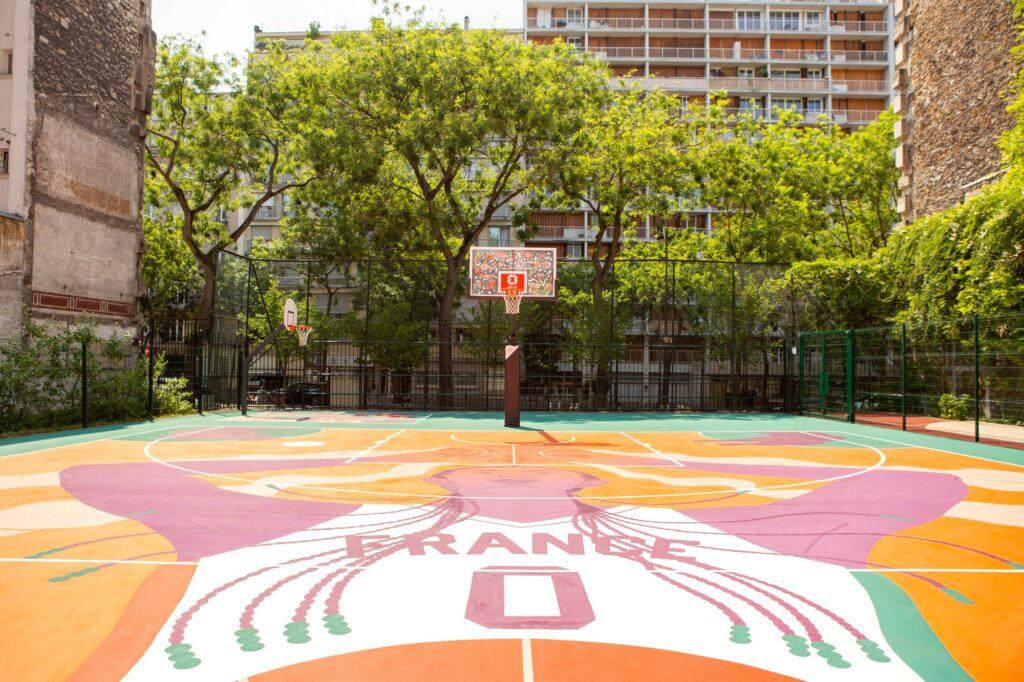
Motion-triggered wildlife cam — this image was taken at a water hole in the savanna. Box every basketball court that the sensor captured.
[1,409,1023,680]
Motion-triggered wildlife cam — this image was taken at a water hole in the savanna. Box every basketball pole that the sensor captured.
[505,306,521,428]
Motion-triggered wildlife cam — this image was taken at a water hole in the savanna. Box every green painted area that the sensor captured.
[2,409,1022,468]
[854,573,971,682]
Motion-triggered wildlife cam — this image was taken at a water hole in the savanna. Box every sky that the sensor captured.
[152,0,522,58]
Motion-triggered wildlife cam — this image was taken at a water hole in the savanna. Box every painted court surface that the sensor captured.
[1,412,1023,681]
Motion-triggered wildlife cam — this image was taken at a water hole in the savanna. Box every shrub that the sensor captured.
[937,393,971,422]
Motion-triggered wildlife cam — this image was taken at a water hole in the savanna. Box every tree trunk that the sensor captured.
[592,281,609,409]
[437,271,460,410]
[195,256,218,340]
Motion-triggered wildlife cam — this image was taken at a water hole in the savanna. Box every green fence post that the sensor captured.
[846,329,856,423]
[973,314,980,443]
[81,339,88,429]
[900,323,907,431]
[147,329,155,422]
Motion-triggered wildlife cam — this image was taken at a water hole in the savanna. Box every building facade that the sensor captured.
[892,0,1018,222]
[0,0,155,335]
[523,0,893,254]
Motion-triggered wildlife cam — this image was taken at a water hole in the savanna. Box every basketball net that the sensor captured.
[502,288,523,315]
[288,324,313,347]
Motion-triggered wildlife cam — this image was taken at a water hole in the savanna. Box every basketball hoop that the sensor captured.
[502,288,523,315]
[499,271,526,315]
[288,324,313,347]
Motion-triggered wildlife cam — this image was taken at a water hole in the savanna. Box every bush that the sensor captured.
[937,393,971,421]
[0,323,193,435]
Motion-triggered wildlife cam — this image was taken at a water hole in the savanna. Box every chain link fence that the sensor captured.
[798,313,1024,449]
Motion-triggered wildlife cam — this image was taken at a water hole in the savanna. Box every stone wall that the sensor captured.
[904,0,1017,217]
[21,0,154,331]
[0,213,27,330]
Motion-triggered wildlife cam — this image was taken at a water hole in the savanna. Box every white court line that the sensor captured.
[0,557,198,566]
[344,430,407,464]
[834,430,1024,470]
[522,639,534,682]
[0,556,1015,574]
[620,432,687,469]
[414,413,435,424]
[0,422,218,460]
[139,427,888,500]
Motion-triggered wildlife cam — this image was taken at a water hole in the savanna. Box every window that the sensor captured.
[566,36,583,50]
[770,12,800,31]
[778,69,802,79]
[487,226,511,247]
[807,68,824,79]
[806,99,825,113]
[738,68,756,79]
[775,98,802,111]
[804,12,822,29]
[566,8,583,27]
[0,149,8,175]
[565,243,584,259]
[737,11,761,31]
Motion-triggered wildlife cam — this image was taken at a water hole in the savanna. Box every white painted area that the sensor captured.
[947,501,1024,527]
[0,472,60,489]
[282,441,325,448]
[521,639,534,682]
[0,500,124,533]
[503,575,561,617]
[125,509,922,682]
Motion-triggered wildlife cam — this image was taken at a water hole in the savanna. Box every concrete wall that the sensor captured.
[2,0,155,335]
[895,0,1018,220]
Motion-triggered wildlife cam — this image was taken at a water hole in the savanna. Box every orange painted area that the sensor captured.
[0,562,166,681]
[869,516,1024,679]
[70,565,195,682]
[253,639,524,682]
[253,639,797,681]
[532,640,798,681]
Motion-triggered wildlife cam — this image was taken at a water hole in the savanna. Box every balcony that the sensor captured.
[587,46,646,60]
[254,205,282,221]
[707,48,769,61]
[831,50,888,63]
[829,20,888,33]
[627,76,886,96]
[649,47,707,61]
[586,17,646,31]
[648,18,707,32]
[766,48,830,62]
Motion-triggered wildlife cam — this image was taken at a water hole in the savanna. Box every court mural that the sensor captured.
[1,412,1023,681]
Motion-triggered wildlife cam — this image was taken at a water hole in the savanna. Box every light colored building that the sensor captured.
[523,0,893,253]
[0,0,155,335]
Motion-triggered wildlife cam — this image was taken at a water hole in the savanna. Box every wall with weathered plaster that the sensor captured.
[898,0,1017,219]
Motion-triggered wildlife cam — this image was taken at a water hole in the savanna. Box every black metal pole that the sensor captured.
[81,339,88,428]
[147,328,155,422]
[900,323,907,431]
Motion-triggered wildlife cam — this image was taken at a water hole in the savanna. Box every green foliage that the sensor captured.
[937,393,971,421]
[0,324,193,434]
[785,258,895,330]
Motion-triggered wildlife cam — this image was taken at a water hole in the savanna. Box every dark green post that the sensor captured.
[846,329,856,423]
[900,323,907,431]
[81,339,88,428]
[820,333,827,416]
[973,314,980,442]
[797,335,804,415]
[147,329,155,422]
[196,349,204,414]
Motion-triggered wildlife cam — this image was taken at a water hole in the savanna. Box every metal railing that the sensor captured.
[591,46,886,64]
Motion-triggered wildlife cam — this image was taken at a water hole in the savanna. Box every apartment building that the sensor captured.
[523,1,893,254]
[892,0,1017,223]
[0,0,155,334]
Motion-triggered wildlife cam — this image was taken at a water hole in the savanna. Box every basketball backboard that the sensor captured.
[468,247,557,300]
[283,298,298,329]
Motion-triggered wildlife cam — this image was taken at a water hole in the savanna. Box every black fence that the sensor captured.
[215,251,812,414]
[798,313,1024,449]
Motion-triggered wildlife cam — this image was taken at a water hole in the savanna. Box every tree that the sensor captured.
[145,36,319,332]
[538,86,695,403]
[302,15,608,405]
